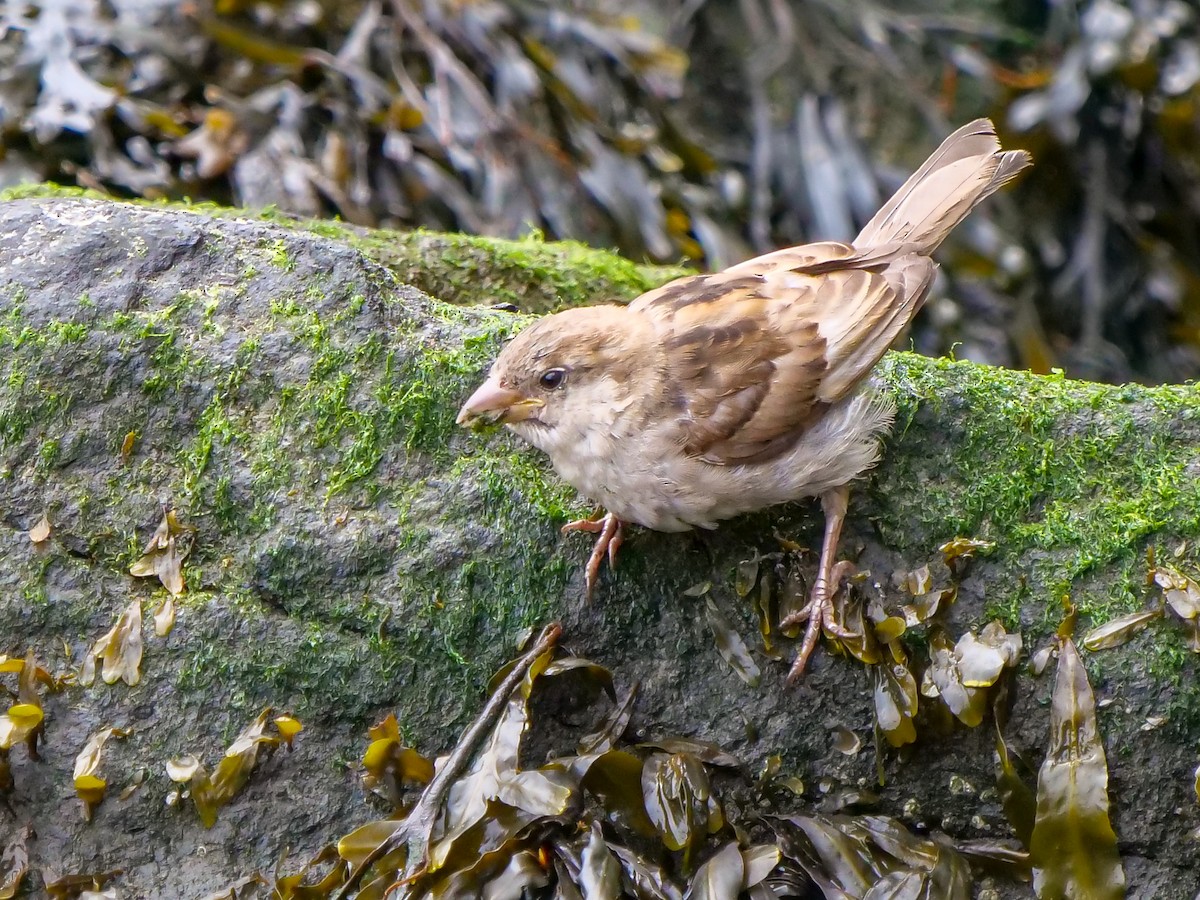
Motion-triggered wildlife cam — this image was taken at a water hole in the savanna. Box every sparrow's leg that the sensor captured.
[783,485,850,682]
[561,511,624,602]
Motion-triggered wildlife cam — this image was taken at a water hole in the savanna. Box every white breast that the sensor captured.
[513,384,895,533]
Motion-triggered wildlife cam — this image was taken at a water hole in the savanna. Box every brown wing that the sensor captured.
[629,118,1027,466]
[630,252,926,465]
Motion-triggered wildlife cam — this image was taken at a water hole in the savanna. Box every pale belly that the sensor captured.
[515,390,894,532]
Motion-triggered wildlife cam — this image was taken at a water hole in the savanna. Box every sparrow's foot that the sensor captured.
[783,485,850,683]
[782,561,857,680]
[562,511,624,602]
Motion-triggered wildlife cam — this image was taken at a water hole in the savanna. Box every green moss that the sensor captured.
[875,354,1200,633]
[37,438,61,472]
[1,184,689,315]
[179,394,239,504]
[5,187,1199,736]
[19,555,52,607]
[264,238,296,271]
[343,228,690,313]
[47,320,88,343]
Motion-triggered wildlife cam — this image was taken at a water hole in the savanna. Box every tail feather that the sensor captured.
[854,118,1031,252]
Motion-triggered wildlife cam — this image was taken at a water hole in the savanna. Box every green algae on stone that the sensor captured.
[4,197,1200,895]
[340,228,692,313]
[875,353,1200,631]
[1,183,691,315]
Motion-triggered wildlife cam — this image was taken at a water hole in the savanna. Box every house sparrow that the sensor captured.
[458,119,1030,679]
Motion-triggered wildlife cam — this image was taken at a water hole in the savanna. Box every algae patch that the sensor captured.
[876,353,1200,631]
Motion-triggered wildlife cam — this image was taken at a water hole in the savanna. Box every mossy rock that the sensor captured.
[0,196,1197,894]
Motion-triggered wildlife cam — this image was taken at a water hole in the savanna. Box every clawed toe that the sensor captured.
[786,486,850,683]
[564,512,624,602]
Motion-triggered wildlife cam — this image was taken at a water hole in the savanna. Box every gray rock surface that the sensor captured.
[0,196,1198,896]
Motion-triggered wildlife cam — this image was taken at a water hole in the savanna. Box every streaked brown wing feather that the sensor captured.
[723,241,860,276]
[632,258,907,465]
[623,118,1027,467]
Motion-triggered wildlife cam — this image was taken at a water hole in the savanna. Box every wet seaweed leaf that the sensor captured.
[274,715,303,749]
[1055,599,1078,641]
[771,814,977,898]
[338,818,406,869]
[639,739,741,769]
[544,657,616,700]
[165,755,219,828]
[790,816,879,895]
[81,599,143,687]
[155,536,187,596]
[120,430,137,463]
[734,559,760,598]
[275,844,349,899]
[739,845,780,890]
[0,703,43,752]
[553,857,587,900]
[27,513,51,545]
[212,709,279,796]
[925,835,972,898]
[118,767,146,802]
[841,816,935,871]
[642,753,713,853]
[903,565,932,596]
[958,623,1022,687]
[873,660,917,747]
[751,574,782,659]
[683,842,743,900]
[873,616,907,644]
[830,587,881,665]
[496,766,578,818]
[579,682,638,754]
[575,748,658,837]
[479,848,550,898]
[1029,643,1056,676]
[1029,639,1125,899]
[1081,607,1161,650]
[939,537,995,574]
[608,843,683,900]
[923,628,971,712]
[863,870,924,898]
[73,725,131,821]
[167,708,296,828]
[129,508,192,595]
[0,825,30,899]
[952,839,1030,880]
[0,650,46,766]
[430,647,554,869]
[153,595,176,637]
[994,722,1036,848]
[899,580,957,627]
[362,712,434,806]
[1154,565,1200,622]
[704,596,761,686]
[579,822,623,900]
[923,624,1021,727]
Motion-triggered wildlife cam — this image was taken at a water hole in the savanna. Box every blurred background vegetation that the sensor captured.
[2,0,1198,384]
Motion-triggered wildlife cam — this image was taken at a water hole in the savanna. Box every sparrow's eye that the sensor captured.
[539,368,566,389]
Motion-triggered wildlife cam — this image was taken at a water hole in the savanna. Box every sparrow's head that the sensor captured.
[457,305,650,442]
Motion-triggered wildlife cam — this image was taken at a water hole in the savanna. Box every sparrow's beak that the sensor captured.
[457,377,545,427]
